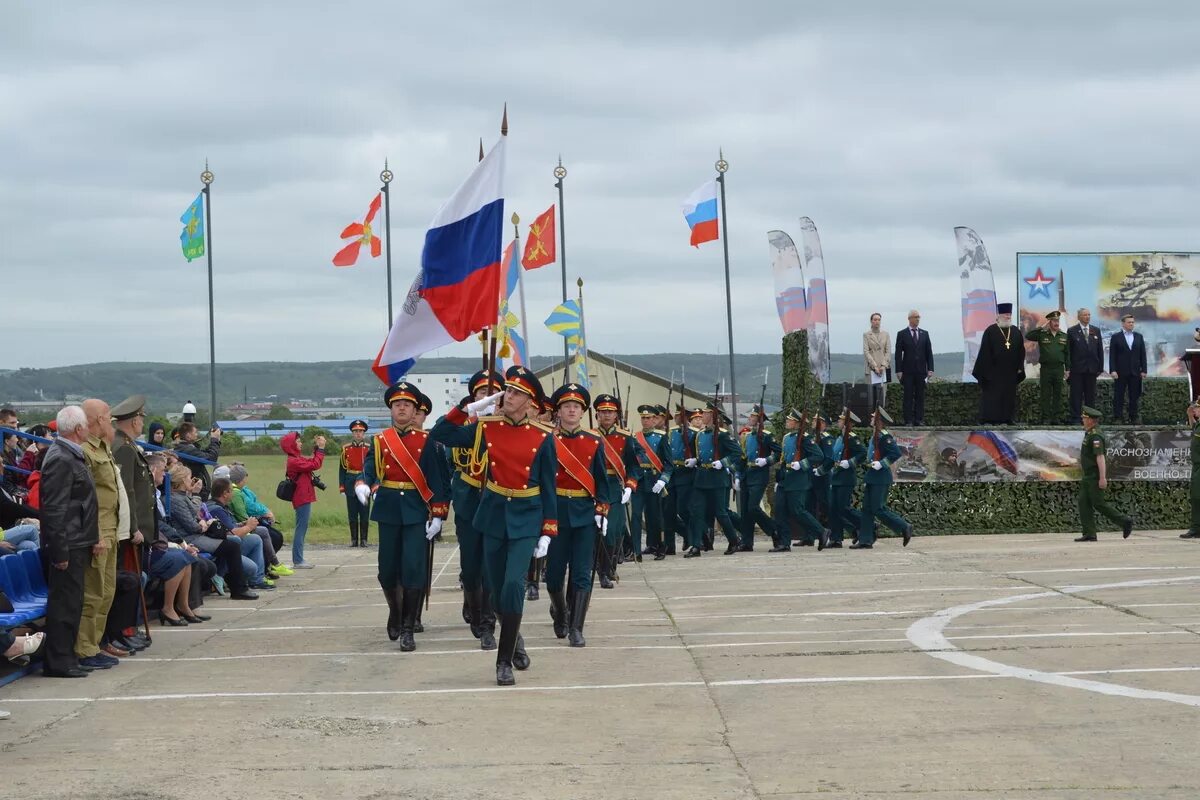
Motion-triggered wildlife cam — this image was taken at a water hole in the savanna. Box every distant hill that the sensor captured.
[0,351,963,414]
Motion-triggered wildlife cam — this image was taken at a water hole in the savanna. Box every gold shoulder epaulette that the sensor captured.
[529,420,554,434]
[476,414,505,423]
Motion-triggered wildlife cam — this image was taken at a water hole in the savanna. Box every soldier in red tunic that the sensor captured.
[339,419,371,547]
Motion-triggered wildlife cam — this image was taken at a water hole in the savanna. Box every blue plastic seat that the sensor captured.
[18,549,47,599]
[0,555,44,618]
[2,555,38,606]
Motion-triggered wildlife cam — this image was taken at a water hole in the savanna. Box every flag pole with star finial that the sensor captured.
[380,159,395,327]
[200,160,218,421]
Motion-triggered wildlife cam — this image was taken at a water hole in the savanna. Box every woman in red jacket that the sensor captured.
[281,431,326,568]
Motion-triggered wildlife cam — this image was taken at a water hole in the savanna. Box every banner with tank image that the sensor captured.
[876,428,1191,482]
[1017,252,1200,378]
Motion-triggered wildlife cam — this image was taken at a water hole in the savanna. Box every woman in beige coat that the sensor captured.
[863,313,890,409]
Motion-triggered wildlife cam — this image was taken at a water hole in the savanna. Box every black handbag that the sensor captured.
[275,476,296,502]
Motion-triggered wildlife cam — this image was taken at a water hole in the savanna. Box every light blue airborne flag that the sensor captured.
[544,299,582,345]
[180,192,205,262]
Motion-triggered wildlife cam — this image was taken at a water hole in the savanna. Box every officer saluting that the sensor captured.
[632,404,673,561]
[852,408,913,549]
[432,366,558,686]
[737,404,780,551]
[449,370,504,651]
[339,419,371,547]
[592,395,643,583]
[1025,310,1070,423]
[356,382,451,652]
[546,384,611,647]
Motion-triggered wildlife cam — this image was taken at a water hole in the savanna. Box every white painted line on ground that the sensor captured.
[118,628,1190,660]
[9,666,1200,704]
[648,570,992,585]
[670,586,1029,601]
[907,575,1200,708]
[432,545,459,586]
[1005,566,1197,575]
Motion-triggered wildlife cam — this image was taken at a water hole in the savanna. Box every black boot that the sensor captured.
[462,588,473,628]
[413,594,425,634]
[476,588,497,650]
[399,588,420,652]
[526,580,539,601]
[359,520,370,547]
[568,589,591,648]
[350,521,359,547]
[549,588,569,639]
[512,631,531,671]
[382,585,401,641]
[496,613,521,686]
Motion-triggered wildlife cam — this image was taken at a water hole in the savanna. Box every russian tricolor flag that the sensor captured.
[682,179,719,247]
[372,138,506,385]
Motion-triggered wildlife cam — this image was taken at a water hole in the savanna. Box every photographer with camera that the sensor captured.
[174,422,222,501]
[280,431,326,569]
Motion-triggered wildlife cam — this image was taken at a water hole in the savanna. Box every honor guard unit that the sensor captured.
[773,409,828,552]
[339,419,371,547]
[432,365,558,687]
[632,404,673,561]
[448,370,505,651]
[591,394,644,585]
[737,404,780,551]
[686,401,744,557]
[546,383,611,647]
[356,382,451,653]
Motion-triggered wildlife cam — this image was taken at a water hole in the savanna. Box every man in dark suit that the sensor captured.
[1109,314,1148,423]
[894,309,934,426]
[1066,307,1104,422]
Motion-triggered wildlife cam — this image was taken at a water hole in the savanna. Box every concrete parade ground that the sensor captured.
[2,531,1198,799]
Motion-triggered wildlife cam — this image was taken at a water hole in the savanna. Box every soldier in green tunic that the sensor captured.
[1025,310,1070,422]
[772,409,828,552]
[685,402,745,556]
[1183,401,1200,539]
[851,408,913,550]
[736,404,780,551]
[1075,405,1134,542]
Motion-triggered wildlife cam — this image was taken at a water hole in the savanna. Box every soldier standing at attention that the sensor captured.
[545,384,610,647]
[339,420,371,547]
[737,404,779,551]
[449,371,504,651]
[827,408,867,548]
[356,383,451,652]
[773,410,828,552]
[592,395,643,583]
[431,366,558,686]
[852,408,913,550]
[1182,401,1200,539]
[1075,406,1134,542]
[686,402,745,556]
[1025,310,1070,423]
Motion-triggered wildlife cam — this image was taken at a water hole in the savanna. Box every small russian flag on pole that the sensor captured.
[681,179,719,248]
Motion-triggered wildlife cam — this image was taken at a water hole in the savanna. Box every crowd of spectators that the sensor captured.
[0,400,311,718]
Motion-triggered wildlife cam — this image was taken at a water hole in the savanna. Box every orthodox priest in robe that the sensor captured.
[972,302,1026,424]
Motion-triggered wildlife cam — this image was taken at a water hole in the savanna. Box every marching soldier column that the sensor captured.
[772,410,828,552]
[592,395,644,584]
[737,404,779,551]
[687,402,744,556]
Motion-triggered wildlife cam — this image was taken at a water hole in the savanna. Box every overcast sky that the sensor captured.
[4,1,1199,370]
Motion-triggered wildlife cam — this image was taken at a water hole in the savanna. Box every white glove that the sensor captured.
[621,487,632,505]
[754,457,768,467]
[838,459,850,469]
[534,534,551,559]
[711,460,724,470]
[354,484,371,505]
[733,478,741,492]
[812,468,820,476]
[466,391,504,416]
[425,517,443,540]
[684,458,698,468]
[871,460,883,470]
[595,515,609,536]
[651,479,666,495]
[788,461,802,471]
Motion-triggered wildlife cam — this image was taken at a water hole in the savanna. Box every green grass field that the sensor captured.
[232,453,458,545]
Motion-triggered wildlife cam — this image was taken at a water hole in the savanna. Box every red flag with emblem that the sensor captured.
[521,204,556,270]
[332,193,383,267]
